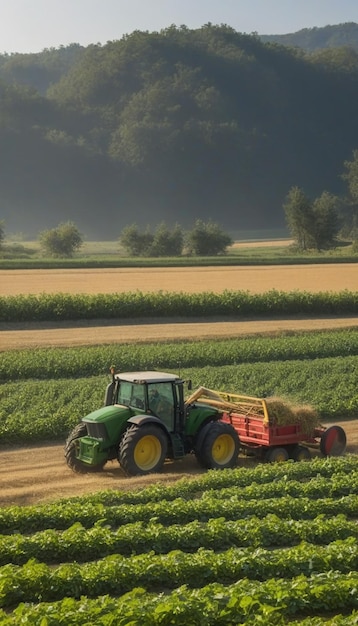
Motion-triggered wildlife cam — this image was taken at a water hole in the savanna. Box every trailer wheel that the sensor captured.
[119,424,168,476]
[266,446,289,463]
[195,422,239,469]
[291,445,311,462]
[64,423,106,473]
[320,425,347,457]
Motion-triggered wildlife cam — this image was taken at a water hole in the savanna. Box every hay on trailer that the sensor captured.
[265,396,320,436]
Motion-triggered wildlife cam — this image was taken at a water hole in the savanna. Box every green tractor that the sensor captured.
[65,369,239,476]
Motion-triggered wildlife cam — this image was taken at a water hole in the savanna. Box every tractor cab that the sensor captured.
[105,371,187,434]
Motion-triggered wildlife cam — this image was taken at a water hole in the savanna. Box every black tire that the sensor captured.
[320,425,347,457]
[64,422,106,473]
[195,421,239,470]
[119,424,168,476]
[291,444,311,462]
[265,446,289,463]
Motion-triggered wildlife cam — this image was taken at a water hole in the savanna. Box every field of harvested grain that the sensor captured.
[1,263,358,295]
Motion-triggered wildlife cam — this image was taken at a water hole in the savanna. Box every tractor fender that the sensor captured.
[127,414,170,433]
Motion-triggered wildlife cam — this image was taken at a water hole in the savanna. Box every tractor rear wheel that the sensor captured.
[195,422,239,469]
[119,424,168,476]
[64,422,106,473]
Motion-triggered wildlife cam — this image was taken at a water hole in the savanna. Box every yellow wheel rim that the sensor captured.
[134,435,162,471]
[212,434,235,465]
[276,451,287,462]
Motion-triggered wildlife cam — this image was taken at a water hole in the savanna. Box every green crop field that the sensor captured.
[0,457,357,623]
[0,328,358,443]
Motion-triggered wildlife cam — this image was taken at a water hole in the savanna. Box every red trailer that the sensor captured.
[188,387,347,462]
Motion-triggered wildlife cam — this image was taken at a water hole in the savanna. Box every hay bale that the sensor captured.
[265,397,320,435]
[292,405,321,436]
[265,397,295,426]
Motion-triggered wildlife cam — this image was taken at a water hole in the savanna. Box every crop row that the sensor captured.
[1,573,357,625]
[0,457,355,533]
[1,513,356,566]
[0,538,357,608]
[1,354,357,443]
[0,456,356,622]
[0,289,357,322]
[69,455,358,505]
[1,462,357,534]
[0,492,357,534]
[1,328,358,382]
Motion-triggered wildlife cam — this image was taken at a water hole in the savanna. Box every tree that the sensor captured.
[0,220,4,250]
[283,187,315,250]
[284,187,340,250]
[341,150,358,239]
[185,220,232,256]
[119,224,154,256]
[39,221,83,257]
[149,222,184,257]
[311,191,340,250]
[342,150,358,202]
[119,222,184,257]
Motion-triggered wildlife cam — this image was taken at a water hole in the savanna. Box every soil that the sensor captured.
[0,418,356,508]
[1,316,358,351]
[1,263,358,296]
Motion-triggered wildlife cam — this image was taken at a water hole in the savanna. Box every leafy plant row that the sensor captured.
[1,354,357,444]
[0,513,356,566]
[0,493,357,535]
[68,456,358,506]
[2,328,358,382]
[1,457,355,534]
[0,539,357,608]
[0,572,358,626]
[0,289,357,322]
[1,573,357,625]
[2,252,358,270]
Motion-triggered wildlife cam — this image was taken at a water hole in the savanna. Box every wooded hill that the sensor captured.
[261,21,358,51]
[1,23,358,239]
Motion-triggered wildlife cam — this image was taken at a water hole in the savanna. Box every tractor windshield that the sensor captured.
[117,381,145,410]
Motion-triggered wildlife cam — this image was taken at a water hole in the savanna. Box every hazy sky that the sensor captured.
[1,0,357,55]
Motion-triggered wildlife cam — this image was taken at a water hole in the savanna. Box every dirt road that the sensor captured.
[0,418,356,507]
[1,316,358,351]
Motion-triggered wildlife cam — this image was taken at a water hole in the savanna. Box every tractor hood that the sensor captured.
[83,404,129,424]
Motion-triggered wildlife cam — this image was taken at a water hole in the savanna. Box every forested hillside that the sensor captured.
[1,24,358,239]
[261,22,358,51]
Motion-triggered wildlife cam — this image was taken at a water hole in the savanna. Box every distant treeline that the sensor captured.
[0,23,358,238]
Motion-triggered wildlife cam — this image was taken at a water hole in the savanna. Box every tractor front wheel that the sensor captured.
[195,422,239,470]
[64,422,106,473]
[119,424,168,476]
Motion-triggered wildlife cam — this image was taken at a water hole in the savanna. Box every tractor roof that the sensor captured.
[115,371,181,384]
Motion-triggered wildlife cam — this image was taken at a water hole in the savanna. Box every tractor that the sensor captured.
[65,369,239,476]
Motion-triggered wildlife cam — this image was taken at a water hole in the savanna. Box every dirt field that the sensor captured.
[1,316,358,350]
[0,418,356,507]
[1,263,358,295]
[0,263,357,506]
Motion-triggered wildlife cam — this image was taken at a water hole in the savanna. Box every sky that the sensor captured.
[0,0,357,55]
